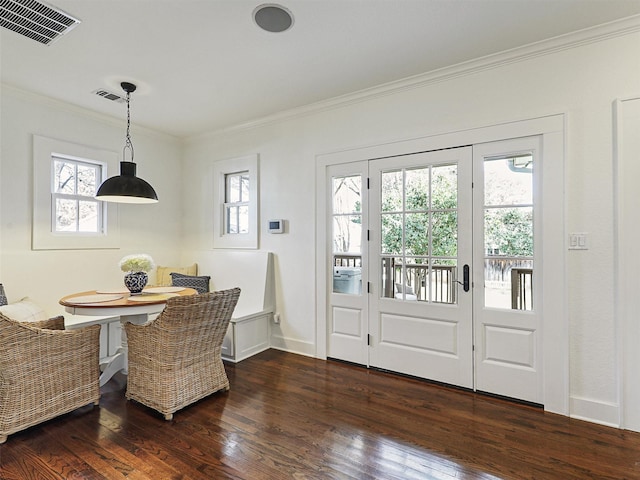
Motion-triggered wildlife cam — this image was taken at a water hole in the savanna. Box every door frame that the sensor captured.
[315,114,568,415]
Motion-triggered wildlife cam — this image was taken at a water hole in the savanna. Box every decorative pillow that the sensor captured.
[155,263,198,286]
[0,283,7,306]
[170,273,210,294]
[0,297,48,322]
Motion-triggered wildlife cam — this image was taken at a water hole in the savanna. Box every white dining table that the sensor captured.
[60,288,197,386]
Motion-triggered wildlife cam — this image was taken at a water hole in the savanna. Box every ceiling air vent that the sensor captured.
[0,0,80,45]
[93,89,126,104]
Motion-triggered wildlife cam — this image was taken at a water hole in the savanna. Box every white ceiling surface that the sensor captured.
[2,0,640,138]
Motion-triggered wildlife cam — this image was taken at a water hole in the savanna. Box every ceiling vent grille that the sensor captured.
[0,0,80,45]
[93,89,127,104]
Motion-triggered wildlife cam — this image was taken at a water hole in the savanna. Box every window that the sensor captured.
[212,154,258,249]
[33,135,120,250]
[52,155,103,233]
[224,171,250,234]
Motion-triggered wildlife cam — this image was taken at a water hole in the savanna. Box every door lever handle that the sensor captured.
[455,264,470,292]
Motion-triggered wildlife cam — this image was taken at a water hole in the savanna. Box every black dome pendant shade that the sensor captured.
[95,82,158,204]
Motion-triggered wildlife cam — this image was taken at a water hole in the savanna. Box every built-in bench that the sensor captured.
[192,250,275,362]
[65,251,275,364]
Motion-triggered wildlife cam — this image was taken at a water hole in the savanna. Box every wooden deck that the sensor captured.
[1,349,638,479]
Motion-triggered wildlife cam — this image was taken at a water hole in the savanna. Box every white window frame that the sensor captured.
[213,154,259,249]
[33,135,120,250]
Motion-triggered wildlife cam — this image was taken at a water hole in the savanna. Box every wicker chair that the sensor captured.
[0,314,101,443]
[124,287,240,420]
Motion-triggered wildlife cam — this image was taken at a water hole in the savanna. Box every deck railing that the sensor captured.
[333,255,532,310]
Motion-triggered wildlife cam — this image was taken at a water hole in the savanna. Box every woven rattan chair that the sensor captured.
[124,287,240,420]
[0,314,101,443]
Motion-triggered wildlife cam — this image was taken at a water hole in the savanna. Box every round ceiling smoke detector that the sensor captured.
[253,4,294,33]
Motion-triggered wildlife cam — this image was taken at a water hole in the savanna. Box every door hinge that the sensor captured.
[367,282,371,293]
[367,229,370,241]
[367,177,370,189]
[367,334,371,346]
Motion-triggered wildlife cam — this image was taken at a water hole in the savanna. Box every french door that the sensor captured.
[327,138,542,404]
[368,148,473,387]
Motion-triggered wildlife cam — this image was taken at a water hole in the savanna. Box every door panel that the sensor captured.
[327,162,369,365]
[369,147,473,388]
[473,137,542,404]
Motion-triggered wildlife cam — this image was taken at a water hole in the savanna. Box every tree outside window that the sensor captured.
[52,156,103,233]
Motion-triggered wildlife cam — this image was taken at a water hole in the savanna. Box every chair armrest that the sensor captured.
[22,315,65,330]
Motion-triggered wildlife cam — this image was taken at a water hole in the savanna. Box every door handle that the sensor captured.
[463,264,470,292]
[456,264,470,292]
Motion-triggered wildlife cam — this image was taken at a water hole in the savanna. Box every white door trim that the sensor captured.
[315,113,567,415]
[614,96,640,432]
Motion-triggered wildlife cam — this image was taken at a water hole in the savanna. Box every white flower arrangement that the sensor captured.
[119,254,155,273]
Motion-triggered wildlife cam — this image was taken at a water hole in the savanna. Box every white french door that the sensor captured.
[326,138,543,404]
[368,148,474,387]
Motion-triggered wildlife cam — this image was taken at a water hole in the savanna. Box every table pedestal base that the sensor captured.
[98,313,148,386]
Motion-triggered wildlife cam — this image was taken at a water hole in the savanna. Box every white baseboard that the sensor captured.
[570,396,620,428]
[269,334,315,358]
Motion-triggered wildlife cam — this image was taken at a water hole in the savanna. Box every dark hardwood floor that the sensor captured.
[1,349,639,479]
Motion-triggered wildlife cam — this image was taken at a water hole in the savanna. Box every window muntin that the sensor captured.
[52,156,103,234]
[380,164,458,304]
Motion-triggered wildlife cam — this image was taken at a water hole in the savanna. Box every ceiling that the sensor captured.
[2,0,640,138]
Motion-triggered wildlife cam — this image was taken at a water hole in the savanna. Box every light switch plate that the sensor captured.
[569,233,588,250]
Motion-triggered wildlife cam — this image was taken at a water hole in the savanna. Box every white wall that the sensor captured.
[0,87,184,316]
[182,29,640,425]
[1,24,638,427]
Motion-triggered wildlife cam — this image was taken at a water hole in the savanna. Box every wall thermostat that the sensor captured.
[268,219,284,234]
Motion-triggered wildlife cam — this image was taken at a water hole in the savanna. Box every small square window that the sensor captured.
[33,135,120,250]
[213,155,258,249]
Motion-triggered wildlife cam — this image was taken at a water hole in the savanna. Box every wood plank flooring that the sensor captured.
[1,349,639,479]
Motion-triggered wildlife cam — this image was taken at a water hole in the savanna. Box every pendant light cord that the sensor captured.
[123,90,135,162]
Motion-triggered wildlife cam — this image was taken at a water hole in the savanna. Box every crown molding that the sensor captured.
[189,14,640,142]
[1,83,182,143]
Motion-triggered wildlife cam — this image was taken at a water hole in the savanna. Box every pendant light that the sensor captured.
[95,82,158,204]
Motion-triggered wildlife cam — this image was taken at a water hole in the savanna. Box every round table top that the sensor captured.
[59,287,198,309]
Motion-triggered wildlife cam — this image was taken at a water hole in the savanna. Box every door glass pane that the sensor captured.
[379,163,458,303]
[431,260,456,304]
[405,213,428,256]
[405,168,429,211]
[381,213,402,255]
[403,257,427,301]
[432,165,457,209]
[381,170,403,212]
[432,211,457,257]
[483,155,534,310]
[381,257,402,299]
[332,175,362,294]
